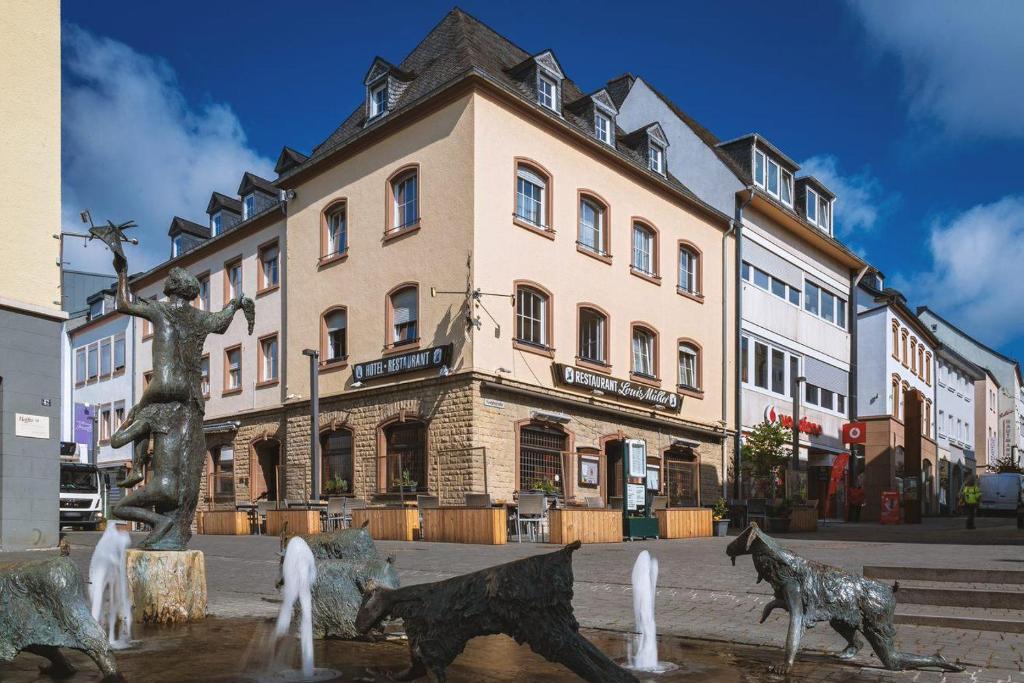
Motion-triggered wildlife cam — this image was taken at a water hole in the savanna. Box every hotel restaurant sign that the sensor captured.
[553,364,682,412]
[353,344,452,383]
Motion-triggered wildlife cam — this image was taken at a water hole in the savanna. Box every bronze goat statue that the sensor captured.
[726,522,963,674]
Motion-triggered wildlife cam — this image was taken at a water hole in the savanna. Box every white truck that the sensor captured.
[978,472,1024,514]
[59,462,104,530]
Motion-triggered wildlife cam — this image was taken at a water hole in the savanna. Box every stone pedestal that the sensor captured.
[125,549,207,624]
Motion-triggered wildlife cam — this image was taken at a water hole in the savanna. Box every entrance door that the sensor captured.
[604,439,624,503]
[252,440,281,503]
[665,455,698,507]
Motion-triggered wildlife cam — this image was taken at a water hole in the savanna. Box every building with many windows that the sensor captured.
[933,344,984,513]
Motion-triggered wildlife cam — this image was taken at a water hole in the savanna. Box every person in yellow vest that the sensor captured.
[959,474,981,530]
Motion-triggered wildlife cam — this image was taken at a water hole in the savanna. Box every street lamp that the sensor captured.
[301,349,320,502]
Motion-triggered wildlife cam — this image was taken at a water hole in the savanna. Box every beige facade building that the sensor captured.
[975,370,1001,473]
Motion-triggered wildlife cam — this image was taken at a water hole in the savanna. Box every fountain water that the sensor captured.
[626,550,676,674]
[275,536,317,679]
[88,522,133,648]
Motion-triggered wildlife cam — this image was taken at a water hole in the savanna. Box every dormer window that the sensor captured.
[819,198,831,232]
[754,149,766,186]
[172,234,188,258]
[537,73,557,111]
[370,82,388,118]
[594,112,611,145]
[242,194,255,220]
[211,212,222,236]
[766,158,780,196]
[781,169,793,206]
[806,187,819,223]
[648,143,664,175]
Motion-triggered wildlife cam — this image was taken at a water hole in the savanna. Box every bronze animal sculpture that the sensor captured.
[356,541,636,683]
[726,522,964,673]
[94,222,254,550]
[0,554,122,681]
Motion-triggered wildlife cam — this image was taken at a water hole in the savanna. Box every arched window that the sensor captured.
[577,306,608,365]
[321,200,347,260]
[519,423,566,494]
[891,321,900,359]
[901,329,909,366]
[677,242,701,296]
[631,324,658,379]
[631,222,657,278]
[321,428,353,496]
[910,338,918,374]
[925,352,932,385]
[678,341,701,391]
[383,421,426,493]
[577,193,608,256]
[387,285,418,347]
[321,307,348,364]
[514,161,550,230]
[515,284,551,349]
[891,375,900,418]
[387,166,419,235]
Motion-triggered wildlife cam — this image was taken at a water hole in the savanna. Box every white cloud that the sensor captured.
[61,25,274,274]
[798,155,896,237]
[848,0,1024,139]
[898,195,1024,348]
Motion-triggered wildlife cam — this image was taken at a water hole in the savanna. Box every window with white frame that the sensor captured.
[648,143,664,174]
[803,280,847,329]
[678,246,698,294]
[243,194,255,220]
[804,382,846,414]
[515,165,547,227]
[678,343,699,389]
[742,261,800,305]
[781,169,793,205]
[87,344,98,380]
[806,187,819,224]
[632,326,656,378]
[392,171,418,229]
[324,309,347,362]
[743,335,806,400]
[632,223,655,276]
[100,338,111,377]
[114,333,126,372]
[578,197,605,255]
[389,287,418,346]
[754,149,766,187]
[88,299,104,320]
[260,335,278,382]
[200,355,210,397]
[198,274,211,311]
[260,242,279,288]
[515,286,549,348]
[537,73,557,110]
[326,204,347,255]
[225,347,241,390]
[818,196,831,232]
[578,307,606,364]
[766,158,780,196]
[227,260,242,301]
[370,82,387,118]
[594,112,611,144]
[75,348,86,384]
[211,212,222,236]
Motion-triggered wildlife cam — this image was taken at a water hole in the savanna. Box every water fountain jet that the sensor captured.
[626,550,677,674]
[89,522,133,648]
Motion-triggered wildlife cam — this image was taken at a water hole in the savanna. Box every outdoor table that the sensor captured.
[655,507,712,539]
[350,506,419,541]
[421,506,507,545]
[547,507,622,544]
[197,509,252,535]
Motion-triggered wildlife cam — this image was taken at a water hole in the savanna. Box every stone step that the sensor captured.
[894,585,1024,610]
[864,565,1024,585]
[894,612,1024,634]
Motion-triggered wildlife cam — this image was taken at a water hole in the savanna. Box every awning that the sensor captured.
[204,420,240,435]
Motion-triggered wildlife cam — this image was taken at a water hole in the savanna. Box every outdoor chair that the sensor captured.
[255,500,275,535]
[325,497,345,531]
[652,495,669,511]
[464,493,491,508]
[515,493,547,543]
[584,496,605,509]
[747,498,768,528]
[343,498,368,529]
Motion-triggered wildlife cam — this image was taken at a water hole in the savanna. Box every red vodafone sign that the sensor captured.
[763,405,823,436]
[842,422,867,444]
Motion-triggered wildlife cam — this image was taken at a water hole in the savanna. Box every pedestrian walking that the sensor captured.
[959,474,981,530]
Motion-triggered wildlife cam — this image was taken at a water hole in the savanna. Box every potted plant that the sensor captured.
[712,497,730,537]
[766,497,792,533]
[323,474,348,496]
[529,479,559,496]
[392,470,418,493]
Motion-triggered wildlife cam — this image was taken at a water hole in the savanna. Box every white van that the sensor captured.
[978,472,1024,514]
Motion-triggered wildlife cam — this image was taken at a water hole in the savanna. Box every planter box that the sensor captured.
[789,506,818,532]
[265,509,321,537]
[713,519,730,537]
[656,508,713,539]
[421,507,506,545]
[198,510,251,535]
[548,509,622,544]
[351,507,419,542]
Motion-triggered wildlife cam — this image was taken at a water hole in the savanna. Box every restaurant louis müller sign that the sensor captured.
[554,364,682,412]
[353,344,452,382]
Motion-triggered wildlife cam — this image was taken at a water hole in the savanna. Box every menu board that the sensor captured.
[626,483,646,511]
[627,440,647,478]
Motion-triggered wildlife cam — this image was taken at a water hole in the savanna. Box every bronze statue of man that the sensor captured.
[95,222,254,550]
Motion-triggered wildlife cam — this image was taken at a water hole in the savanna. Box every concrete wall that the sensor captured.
[616,78,742,217]
[0,308,62,549]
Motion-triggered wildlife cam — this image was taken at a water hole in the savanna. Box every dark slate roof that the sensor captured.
[294,9,718,218]
[275,146,309,176]
[237,172,278,197]
[917,306,1022,382]
[167,216,211,239]
[206,192,242,215]
[604,73,634,108]
[796,175,836,200]
[364,56,415,83]
[718,133,800,173]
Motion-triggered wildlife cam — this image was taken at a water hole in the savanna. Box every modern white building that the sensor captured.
[933,345,983,512]
[918,306,1024,470]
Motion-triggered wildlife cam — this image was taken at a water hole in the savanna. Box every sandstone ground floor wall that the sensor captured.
[860,415,937,522]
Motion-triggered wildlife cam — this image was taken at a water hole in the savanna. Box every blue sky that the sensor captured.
[61,1,1024,361]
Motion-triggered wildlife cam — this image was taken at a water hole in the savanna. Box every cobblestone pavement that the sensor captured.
[16,517,1023,682]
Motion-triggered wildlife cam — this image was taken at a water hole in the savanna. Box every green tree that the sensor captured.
[989,451,1023,474]
[742,420,792,499]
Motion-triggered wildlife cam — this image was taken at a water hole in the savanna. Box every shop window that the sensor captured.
[321,428,353,496]
[577,306,607,365]
[208,445,235,505]
[384,422,427,493]
[388,285,419,347]
[519,424,566,494]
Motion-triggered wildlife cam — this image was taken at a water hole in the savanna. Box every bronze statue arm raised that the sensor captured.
[203,289,255,335]
[92,219,154,321]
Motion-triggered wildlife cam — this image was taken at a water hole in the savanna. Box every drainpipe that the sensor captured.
[721,218,736,499]
[732,187,755,500]
[848,265,870,483]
